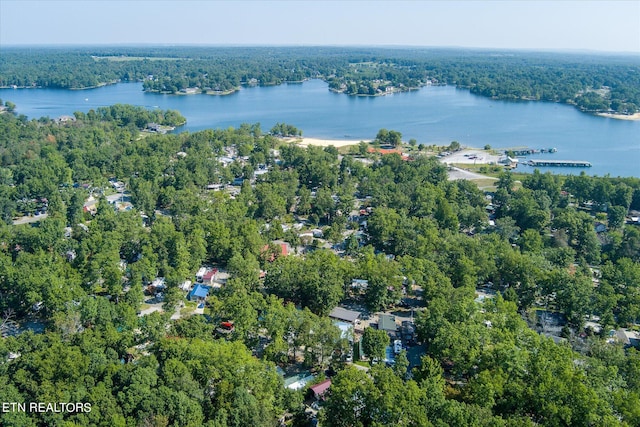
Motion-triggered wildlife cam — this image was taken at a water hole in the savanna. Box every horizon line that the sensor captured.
[1,43,639,56]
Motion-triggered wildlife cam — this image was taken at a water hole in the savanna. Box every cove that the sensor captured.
[1,80,638,177]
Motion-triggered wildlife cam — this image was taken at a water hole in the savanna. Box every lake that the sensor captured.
[2,80,639,177]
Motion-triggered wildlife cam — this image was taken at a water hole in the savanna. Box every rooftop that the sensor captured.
[309,379,331,397]
[284,372,315,390]
[329,307,361,323]
[378,314,397,332]
[189,284,211,299]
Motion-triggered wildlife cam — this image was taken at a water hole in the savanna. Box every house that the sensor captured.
[262,242,290,262]
[594,222,607,233]
[180,87,200,95]
[83,203,97,215]
[148,277,166,294]
[201,268,219,285]
[180,280,192,291]
[219,156,235,167]
[254,168,269,178]
[351,279,369,290]
[367,147,402,155]
[616,329,640,348]
[188,284,211,302]
[498,155,518,168]
[309,379,331,400]
[147,123,163,133]
[329,307,361,325]
[55,115,76,124]
[378,314,398,338]
[206,183,225,191]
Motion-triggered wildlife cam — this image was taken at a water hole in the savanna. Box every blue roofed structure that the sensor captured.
[188,284,211,301]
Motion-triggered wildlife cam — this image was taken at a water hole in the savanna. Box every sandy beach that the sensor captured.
[595,112,640,121]
[286,137,371,148]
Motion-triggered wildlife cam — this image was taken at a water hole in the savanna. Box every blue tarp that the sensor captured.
[189,284,211,300]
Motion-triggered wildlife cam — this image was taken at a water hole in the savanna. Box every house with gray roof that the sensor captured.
[329,307,361,325]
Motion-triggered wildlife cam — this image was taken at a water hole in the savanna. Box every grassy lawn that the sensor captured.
[180,301,198,316]
[180,306,196,316]
[472,178,499,191]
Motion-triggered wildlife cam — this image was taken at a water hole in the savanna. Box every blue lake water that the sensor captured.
[1,80,638,177]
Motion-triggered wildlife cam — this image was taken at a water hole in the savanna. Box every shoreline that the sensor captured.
[595,112,640,121]
[284,137,371,148]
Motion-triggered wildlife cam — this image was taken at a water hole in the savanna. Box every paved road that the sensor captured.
[13,213,48,225]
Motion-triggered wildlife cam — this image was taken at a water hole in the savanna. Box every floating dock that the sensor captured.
[527,159,591,167]
[503,147,557,156]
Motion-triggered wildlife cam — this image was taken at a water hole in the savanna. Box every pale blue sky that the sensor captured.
[1,1,639,53]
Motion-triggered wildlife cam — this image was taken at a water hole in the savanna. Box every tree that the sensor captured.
[320,367,377,427]
[374,128,402,146]
[313,187,336,224]
[361,327,389,362]
[393,350,410,379]
[264,250,344,316]
[497,171,515,193]
[608,205,627,229]
[519,229,544,253]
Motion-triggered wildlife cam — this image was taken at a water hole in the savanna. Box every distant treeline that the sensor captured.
[1,46,639,114]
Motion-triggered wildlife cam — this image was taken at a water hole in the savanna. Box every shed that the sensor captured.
[329,307,361,325]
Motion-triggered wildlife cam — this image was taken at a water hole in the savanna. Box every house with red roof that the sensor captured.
[309,379,331,400]
[201,268,218,285]
[261,241,290,262]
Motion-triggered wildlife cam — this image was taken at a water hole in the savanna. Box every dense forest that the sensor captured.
[0,103,639,426]
[1,46,639,114]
